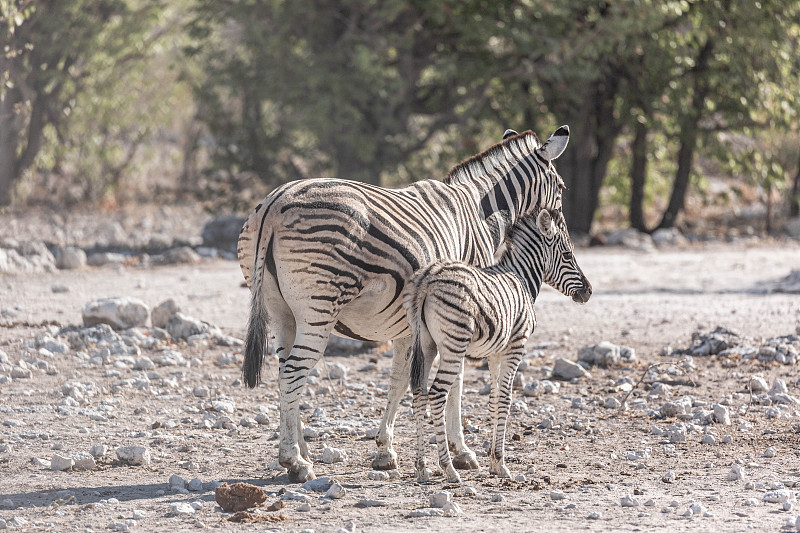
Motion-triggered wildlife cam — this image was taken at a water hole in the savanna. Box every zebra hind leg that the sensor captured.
[373,336,412,470]
[278,326,331,482]
[446,362,479,470]
[430,352,465,484]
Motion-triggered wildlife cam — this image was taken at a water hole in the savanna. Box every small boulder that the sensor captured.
[215,482,267,512]
[551,358,590,380]
[202,216,247,253]
[116,446,151,466]
[82,297,149,330]
[152,299,181,329]
[54,247,87,270]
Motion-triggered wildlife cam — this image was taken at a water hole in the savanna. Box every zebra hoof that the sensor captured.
[452,451,479,470]
[371,450,398,470]
[287,463,316,483]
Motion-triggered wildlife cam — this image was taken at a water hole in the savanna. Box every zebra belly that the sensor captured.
[334,279,410,341]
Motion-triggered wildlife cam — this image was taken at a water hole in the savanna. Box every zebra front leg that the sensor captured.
[489,353,522,478]
[373,336,411,470]
[446,362,479,470]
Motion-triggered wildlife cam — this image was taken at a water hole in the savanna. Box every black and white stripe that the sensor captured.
[237,127,572,482]
[406,209,591,483]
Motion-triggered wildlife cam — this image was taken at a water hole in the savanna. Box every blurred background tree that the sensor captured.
[2,0,799,234]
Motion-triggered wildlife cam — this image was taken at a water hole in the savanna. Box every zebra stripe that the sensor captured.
[406,208,591,484]
[237,127,572,482]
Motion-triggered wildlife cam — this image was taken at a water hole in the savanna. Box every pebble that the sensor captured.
[90,444,109,458]
[82,297,149,330]
[169,502,196,515]
[302,477,334,493]
[327,363,348,380]
[116,446,151,466]
[549,490,567,501]
[326,484,346,499]
[588,511,602,520]
[551,358,590,380]
[356,499,388,508]
[604,397,621,409]
[187,478,203,491]
[408,508,445,517]
[764,490,794,504]
[764,446,777,458]
[430,491,452,508]
[282,490,311,502]
[132,510,147,520]
[728,464,746,481]
[320,446,348,464]
[702,434,716,445]
[621,495,639,507]
[73,452,97,470]
[50,454,74,471]
[712,404,731,425]
[297,502,312,512]
[491,494,505,503]
[367,471,390,481]
[662,471,677,483]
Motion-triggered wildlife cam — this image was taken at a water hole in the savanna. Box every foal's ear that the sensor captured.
[536,209,556,238]
[502,129,518,140]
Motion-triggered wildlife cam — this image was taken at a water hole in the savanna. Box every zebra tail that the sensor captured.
[408,284,428,394]
[243,235,271,389]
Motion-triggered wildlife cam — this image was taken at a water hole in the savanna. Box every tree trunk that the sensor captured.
[0,87,22,206]
[629,119,648,231]
[560,76,622,234]
[791,148,800,218]
[657,40,713,230]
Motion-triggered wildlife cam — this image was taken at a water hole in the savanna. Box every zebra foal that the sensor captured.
[406,208,591,483]
[238,126,573,482]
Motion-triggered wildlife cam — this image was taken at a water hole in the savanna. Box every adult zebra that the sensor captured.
[238,126,571,482]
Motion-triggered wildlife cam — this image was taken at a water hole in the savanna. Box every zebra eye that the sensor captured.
[562,250,574,261]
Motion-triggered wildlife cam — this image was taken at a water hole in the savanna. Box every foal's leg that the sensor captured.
[412,349,436,482]
[430,350,467,484]
[489,350,524,478]
[447,369,479,470]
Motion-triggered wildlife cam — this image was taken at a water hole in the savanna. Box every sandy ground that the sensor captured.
[1,239,800,532]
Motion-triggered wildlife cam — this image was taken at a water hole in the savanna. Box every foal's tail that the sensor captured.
[241,221,273,388]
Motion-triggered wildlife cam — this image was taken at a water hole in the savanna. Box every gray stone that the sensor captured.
[169,502,195,515]
[82,298,149,330]
[166,313,208,340]
[430,491,452,508]
[319,446,347,464]
[651,227,687,246]
[786,217,800,239]
[302,476,334,492]
[55,247,87,270]
[159,247,201,265]
[90,444,108,458]
[551,358,590,380]
[326,483,346,499]
[152,299,180,329]
[187,478,203,491]
[201,216,247,253]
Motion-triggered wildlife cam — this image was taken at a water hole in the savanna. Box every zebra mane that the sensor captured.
[443,130,542,186]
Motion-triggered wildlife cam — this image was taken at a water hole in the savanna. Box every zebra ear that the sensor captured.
[502,129,518,140]
[536,209,556,238]
[537,125,570,161]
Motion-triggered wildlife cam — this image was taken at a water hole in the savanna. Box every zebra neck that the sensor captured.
[491,256,543,303]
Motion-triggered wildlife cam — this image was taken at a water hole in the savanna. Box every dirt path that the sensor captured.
[1,241,799,532]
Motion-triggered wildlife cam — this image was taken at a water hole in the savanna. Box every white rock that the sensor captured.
[551,358,590,380]
[82,297,150,330]
[282,490,311,502]
[588,511,602,519]
[297,502,312,512]
[326,483,346,499]
[133,357,154,371]
[764,489,794,504]
[408,508,445,517]
[430,491,452,508]
[728,464,745,481]
[90,444,108,458]
[320,446,348,464]
[10,367,32,379]
[621,495,639,507]
[169,502,195,515]
[442,501,463,516]
[662,471,677,483]
[367,471,389,481]
[702,434,716,445]
[192,386,209,398]
[604,397,621,409]
[50,454,74,471]
[152,299,180,329]
[116,446,151,466]
[73,452,96,470]
[132,510,147,520]
[712,404,731,425]
[550,490,567,500]
[764,446,777,458]
[749,376,769,393]
[327,362,349,380]
[356,499,388,507]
